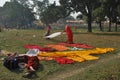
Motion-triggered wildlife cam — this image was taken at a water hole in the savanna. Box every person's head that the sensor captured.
[47,25,51,29]
[65,24,70,29]
[66,24,69,26]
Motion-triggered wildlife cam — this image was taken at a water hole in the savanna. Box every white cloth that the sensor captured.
[44,32,62,38]
[26,49,40,56]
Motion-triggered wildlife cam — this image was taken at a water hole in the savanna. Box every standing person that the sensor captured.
[44,24,51,36]
[62,24,73,44]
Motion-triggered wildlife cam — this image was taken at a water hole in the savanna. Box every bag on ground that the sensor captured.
[3,56,19,70]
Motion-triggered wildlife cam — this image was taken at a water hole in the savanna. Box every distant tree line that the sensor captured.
[59,0,120,32]
[0,0,35,29]
[0,0,120,32]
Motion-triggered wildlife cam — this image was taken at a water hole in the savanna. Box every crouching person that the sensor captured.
[22,56,39,78]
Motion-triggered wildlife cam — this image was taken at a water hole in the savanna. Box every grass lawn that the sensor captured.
[0,29,120,80]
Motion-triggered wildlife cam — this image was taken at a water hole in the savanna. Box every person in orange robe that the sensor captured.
[63,25,73,44]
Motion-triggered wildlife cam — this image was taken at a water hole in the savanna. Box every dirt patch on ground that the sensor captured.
[41,52,120,80]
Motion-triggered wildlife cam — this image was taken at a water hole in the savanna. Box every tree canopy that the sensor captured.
[0,1,35,29]
[59,0,100,32]
[40,2,71,24]
[0,0,120,31]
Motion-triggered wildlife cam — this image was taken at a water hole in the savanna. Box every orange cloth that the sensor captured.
[38,56,54,61]
[45,44,69,51]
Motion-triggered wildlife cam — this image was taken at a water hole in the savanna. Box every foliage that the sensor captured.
[40,3,70,24]
[76,14,83,20]
[31,0,49,20]
[59,0,100,32]
[92,4,106,31]
[93,5,105,22]
[100,0,120,31]
[0,0,120,31]
[0,1,35,29]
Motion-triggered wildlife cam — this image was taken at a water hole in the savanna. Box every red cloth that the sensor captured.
[58,43,94,49]
[24,45,54,52]
[25,56,39,70]
[54,57,74,64]
[45,25,51,36]
[64,25,73,44]
[47,25,51,32]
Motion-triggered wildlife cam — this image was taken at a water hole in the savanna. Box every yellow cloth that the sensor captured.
[37,48,114,62]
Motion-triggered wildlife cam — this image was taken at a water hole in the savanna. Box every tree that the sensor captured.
[76,14,83,20]
[112,0,120,32]
[0,7,5,26]
[59,0,100,32]
[35,0,49,19]
[40,3,70,24]
[11,0,30,7]
[0,1,35,29]
[10,0,49,20]
[66,15,75,20]
[100,0,120,32]
[93,5,105,31]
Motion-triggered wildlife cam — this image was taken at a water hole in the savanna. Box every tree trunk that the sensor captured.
[87,12,92,32]
[115,23,117,32]
[108,7,112,32]
[0,27,2,32]
[108,17,112,32]
[99,21,103,31]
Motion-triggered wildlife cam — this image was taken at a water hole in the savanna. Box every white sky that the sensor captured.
[0,0,10,6]
[0,0,79,18]
[0,0,59,6]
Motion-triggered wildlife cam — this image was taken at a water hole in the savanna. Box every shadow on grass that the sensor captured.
[3,63,44,79]
[93,32,120,36]
[45,38,64,43]
[74,31,120,36]
[38,63,44,72]
[24,63,44,79]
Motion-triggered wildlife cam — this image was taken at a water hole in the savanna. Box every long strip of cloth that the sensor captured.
[37,48,114,62]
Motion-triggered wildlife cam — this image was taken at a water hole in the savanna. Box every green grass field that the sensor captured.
[0,29,120,80]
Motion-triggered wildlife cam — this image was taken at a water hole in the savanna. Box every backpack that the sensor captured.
[3,56,19,70]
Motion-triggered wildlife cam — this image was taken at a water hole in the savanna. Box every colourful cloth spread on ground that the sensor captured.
[24,44,115,64]
[24,45,55,52]
[37,48,114,62]
[58,43,94,49]
[45,44,69,51]
[37,56,54,61]
[69,47,84,50]
[54,57,74,64]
